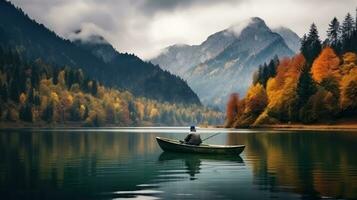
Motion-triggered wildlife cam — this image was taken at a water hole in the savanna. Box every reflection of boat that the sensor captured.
[156,137,245,155]
[158,152,244,163]
[158,152,244,180]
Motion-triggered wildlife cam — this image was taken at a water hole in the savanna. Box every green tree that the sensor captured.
[327,17,341,52]
[19,103,33,122]
[297,65,317,109]
[301,23,322,64]
[341,13,356,52]
[91,80,98,96]
[42,102,54,123]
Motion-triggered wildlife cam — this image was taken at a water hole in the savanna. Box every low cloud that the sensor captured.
[8,0,357,59]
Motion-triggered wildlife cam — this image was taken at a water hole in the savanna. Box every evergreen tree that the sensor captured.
[0,84,8,102]
[42,102,54,123]
[52,68,59,85]
[31,64,40,88]
[301,24,322,64]
[9,80,19,102]
[33,93,41,106]
[341,13,355,52]
[128,101,138,125]
[83,106,89,120]
[253,56,278,88]
[327,17,341,52]
[297,65,317,108]
[27,88,34,104]
[91,80,98,96]
[19,103,33,122]
[341,13,355,39]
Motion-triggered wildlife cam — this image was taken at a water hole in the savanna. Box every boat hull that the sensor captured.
[156,137,245,155]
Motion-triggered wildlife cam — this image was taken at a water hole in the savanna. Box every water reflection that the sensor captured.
[228,131,357,199]
[0,129,357,199]
[158,152,244,180]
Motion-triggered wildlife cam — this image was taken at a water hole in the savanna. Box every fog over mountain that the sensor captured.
[0,0,201,105]
[272,26,301,53]
[152,17,296,108]
[8,0,356,59]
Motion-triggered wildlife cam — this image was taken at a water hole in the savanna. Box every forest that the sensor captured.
[0,49,223,127]
[0,0,201,106]
[226,11,357,127]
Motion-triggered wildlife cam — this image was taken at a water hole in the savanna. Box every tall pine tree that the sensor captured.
[327,17,341,52]
[341,13,355,52]
[297,65,317,108]
[300,24,322,64]
[341,13,355,39]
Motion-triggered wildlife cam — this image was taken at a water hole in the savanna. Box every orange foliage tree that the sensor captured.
[225,93,240,126]
[266,54,305,121]
[311,47,341,83]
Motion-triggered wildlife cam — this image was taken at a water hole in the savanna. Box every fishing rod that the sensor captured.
[202,132,221,142]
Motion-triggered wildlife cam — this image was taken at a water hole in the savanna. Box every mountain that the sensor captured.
[151,28,237,77]
[0,0,200,105]
[272,26,301,53]
[151,17,295,108]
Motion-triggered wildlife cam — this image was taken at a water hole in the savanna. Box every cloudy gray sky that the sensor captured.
[9,0,356,59]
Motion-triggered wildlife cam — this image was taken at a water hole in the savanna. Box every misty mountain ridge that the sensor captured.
[272,26,301,53]
[151,17,299,108]
[0,0,201,105]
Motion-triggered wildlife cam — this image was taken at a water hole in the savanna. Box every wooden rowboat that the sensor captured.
[156,137,245,155]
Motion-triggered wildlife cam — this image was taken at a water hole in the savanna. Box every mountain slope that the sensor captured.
[151,29,237,77]
[152,17,295,108]
[273,26,301,53]
[0,0,200,105]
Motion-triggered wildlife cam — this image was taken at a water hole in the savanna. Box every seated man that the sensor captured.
[184,126,202,145]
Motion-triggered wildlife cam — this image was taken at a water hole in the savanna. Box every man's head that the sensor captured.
[190,126,196,132]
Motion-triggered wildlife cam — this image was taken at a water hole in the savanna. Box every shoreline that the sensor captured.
[252,124,357,131]
[1,122,357,131]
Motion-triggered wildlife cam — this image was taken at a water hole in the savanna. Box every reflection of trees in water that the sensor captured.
[227,132,357,199]
[0,131,159,190]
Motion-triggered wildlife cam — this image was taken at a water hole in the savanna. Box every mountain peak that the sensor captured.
[69,27,109,45]
[250,17,265,23]
[227,17,269,37]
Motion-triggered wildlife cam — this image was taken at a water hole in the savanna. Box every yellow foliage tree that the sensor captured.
[19,93,27,105]
[340,52,357,75]
[245,83,268,115]
[340,68,357,110]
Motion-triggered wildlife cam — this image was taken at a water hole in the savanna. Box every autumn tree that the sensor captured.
[340,68,357,113]
[340,52,357,75]
[245,84,267,116]
[225,93,240,126]
[311,47,341,83]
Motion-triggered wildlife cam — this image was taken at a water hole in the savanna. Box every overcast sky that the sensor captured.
[9,0,357,59]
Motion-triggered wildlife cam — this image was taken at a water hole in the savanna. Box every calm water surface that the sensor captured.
[0,128,357,199]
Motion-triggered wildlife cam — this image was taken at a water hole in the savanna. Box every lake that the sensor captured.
[0,128,357,199]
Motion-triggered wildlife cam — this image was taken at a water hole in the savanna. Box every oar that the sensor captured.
[202,132,221,142]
